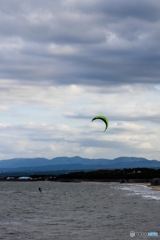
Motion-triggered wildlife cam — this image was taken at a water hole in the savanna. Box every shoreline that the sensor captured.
[125,182,160,191]
[149,186,160,191]
[1,178,160,191]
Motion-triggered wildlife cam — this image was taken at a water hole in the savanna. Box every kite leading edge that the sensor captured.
[92,115,109,131]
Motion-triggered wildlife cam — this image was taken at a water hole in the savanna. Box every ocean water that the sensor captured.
[0,181,160,240]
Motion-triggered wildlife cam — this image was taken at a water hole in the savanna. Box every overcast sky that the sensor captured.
[0,0,160,160]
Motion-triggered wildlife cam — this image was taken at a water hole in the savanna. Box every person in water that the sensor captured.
[38,187,42,193]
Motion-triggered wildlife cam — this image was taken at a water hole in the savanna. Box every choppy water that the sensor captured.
[0,181,160,240]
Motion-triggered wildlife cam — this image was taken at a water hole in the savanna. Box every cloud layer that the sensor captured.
[0,0,160,160]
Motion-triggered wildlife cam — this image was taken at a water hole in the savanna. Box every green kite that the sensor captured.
[92,115,109,131]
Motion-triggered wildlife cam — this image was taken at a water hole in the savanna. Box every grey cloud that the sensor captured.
[65,112,160,127]
[78,138,136,151]
[73,0,160,22]
[0,0,160,86]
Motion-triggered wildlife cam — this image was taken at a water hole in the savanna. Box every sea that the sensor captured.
[0,181,160,240]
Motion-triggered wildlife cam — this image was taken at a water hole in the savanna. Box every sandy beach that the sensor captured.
[140,183,160,191]
[150,186,160,191]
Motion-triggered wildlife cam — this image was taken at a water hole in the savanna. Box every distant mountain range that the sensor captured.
[0,156,160,176]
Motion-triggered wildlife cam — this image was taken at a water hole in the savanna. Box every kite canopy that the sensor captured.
[92,115,109,131]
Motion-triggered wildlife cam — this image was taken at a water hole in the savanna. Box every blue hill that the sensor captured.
[0,156,160,176]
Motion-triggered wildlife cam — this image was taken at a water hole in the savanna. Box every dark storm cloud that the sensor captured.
[0,0,160,86]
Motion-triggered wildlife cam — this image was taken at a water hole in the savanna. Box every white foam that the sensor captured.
[113,184,160,201]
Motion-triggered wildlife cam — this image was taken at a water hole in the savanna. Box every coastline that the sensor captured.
[125,182,160,191]
[1,178,160,191]
[150,186,160,191]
